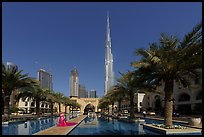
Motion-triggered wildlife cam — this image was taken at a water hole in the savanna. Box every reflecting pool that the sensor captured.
[2,116,59,135]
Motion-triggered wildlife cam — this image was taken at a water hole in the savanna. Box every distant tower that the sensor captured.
[104,12,114,95]
[37,69,53,90]
[89,90,97,98]
[6,62,18,71]
[70,68,79,97]
[78,84,87,98]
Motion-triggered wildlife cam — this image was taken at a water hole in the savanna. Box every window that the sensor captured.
[155,95,160,100]
[25,102,28,106]
[140,102,142,106]
[194,77,200,85]
[178,93,190,102]
[196,91,202,100]
[31,102,35,106]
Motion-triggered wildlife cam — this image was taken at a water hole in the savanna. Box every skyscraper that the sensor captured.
[70,68,79,97]
[6,62,18,71]
[104,13,114,95]
[37,69,53,90]
[78,84,87,98]
[88,90,97,98]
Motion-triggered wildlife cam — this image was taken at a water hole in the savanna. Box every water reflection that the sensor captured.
[2,116,59,135]
[69,116,156,135]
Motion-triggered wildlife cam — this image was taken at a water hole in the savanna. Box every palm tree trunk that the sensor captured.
[164,78,174,126]
[58,103,61,113]
[50,103,53,116]
[129,91,134,118]
[65,106,67,114]
[118,100,122,115]
[4,95,11,120]
[36,100,40,116]
[72,107,73,117]
[112,103,114,116]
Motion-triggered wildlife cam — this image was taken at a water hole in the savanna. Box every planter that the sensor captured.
[188,117,201,126]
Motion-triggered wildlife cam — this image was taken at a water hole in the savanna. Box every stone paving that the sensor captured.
[34,115,87,135]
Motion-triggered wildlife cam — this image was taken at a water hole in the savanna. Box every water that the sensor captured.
[68,115,202,135]
[2,115,202,135]
[68,116,160,135]
[2,116,60,135]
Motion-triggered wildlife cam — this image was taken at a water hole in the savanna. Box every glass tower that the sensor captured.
[70,68,79,97]
[37,69,53,90]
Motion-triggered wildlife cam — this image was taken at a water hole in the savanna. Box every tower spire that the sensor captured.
[106,11,111,43]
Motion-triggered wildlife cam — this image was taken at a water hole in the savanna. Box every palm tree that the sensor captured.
[131,22,202,126]
[2,64,38,119]
[98,97,110,114]
[117,71,139,118]
[105,88,117,116]
[17,85,47,116]
[68,100,81,117]
[104,86,125,116]
[112,84,126,115]
[54,92,64,113]
[45,89,57,116]
[62,96,72,114]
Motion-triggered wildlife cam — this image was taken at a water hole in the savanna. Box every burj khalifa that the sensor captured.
[104,13,114,95]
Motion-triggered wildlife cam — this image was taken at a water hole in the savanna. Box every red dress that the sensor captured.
[57,114,77,127]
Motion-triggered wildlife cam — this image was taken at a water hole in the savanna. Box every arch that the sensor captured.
[178,92,190,102]
[154,95,161,112]
[84,103,95,115]
[196,90,202,100]
[69,97,99,114]
[31,102,35,106]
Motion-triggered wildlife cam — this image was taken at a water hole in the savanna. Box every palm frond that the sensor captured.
[179,22,202,48]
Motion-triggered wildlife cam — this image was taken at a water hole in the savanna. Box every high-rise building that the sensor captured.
[70,68,79,97]
[104,12,114,95]
[78,84,87,98]
[37,69,53,90]
[88,90,97,98]
[6,62,18,70]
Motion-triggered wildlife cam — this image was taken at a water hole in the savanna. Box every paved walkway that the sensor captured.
[34,115,87,135]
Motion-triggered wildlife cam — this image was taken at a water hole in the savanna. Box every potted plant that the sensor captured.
[188,116,202,126]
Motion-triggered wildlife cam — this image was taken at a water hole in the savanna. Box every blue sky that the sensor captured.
[2,2,202,97]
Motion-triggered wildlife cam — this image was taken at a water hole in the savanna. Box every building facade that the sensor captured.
[16,69,53,114]
[88,90,97,98]
[104,13,114,95]
[70,68,79,97]
[37,69,53,90]
[78,84,87,98]
[117,70,202,115]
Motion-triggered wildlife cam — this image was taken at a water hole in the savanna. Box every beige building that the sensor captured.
[17,98,52,114]
[114,70,202,115]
